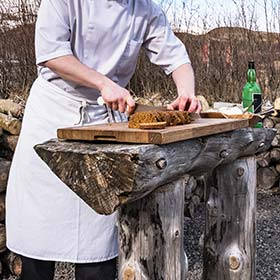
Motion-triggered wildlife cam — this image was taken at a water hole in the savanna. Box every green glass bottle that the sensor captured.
[242,61,262,127]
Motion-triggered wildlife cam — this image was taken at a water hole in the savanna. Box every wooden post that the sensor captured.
[118,176,187,280]
[35,129,275,280]
[203,156,256,280]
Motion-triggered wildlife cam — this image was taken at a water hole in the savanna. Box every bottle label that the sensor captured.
[253,93,262,113]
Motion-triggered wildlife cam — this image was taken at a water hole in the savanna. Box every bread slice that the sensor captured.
[139,122,167,129]
[128,111,191,129]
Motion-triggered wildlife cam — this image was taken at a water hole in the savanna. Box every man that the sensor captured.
[6,0,201,279]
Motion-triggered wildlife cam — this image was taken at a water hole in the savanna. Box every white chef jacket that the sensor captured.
[6,0,191,262]
[36,0,190,100]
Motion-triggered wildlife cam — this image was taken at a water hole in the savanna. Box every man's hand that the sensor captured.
[44,55,135,114]
[100,81,135,114]
[167,95,201,112]
[169,63,201,113]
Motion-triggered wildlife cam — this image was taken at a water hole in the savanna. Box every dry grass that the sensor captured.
[0,1,280,105]
[130,28,280,105]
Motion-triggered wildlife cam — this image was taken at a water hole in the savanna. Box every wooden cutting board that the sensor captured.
[57,118,249,145]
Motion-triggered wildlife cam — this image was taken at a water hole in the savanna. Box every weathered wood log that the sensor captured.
[0,128,3,137]
[185,175,206,218]
[0,224,6,253]
[0,149,13,161]
[257,166,279,190]
[268,117,280,124]
[1,134,19,152]
[271,110,280,117]
[0,113,21,135]
[263,117,275,128]
[256,151,271,167]
[35,128,275,215]
[185,175,195,201]
[274,98,280,111]
[203,157,256,280]
[2,251,22,276]
[0,99,24,119]
[271,134,280,147]
[184,175,196,218]
[0,159,11,193]
[270,148,280,162]
[0,194,5,222]
[275,163,280,174]
[274,123,280,133]
[119,176,187,280]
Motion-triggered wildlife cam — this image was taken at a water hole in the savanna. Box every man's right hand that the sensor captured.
[100,80,135,115]
[43,55,135,114]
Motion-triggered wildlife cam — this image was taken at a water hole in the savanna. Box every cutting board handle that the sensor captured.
[94,135,117,141]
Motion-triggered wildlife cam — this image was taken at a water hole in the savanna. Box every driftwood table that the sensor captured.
[35,127,275,280]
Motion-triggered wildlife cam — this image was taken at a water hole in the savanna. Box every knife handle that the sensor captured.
[97,96,105,106]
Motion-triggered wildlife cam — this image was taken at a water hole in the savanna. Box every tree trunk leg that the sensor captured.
[118,176,188,280]
[203,156,256,280]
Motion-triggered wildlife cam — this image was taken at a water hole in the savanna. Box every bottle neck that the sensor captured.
[247,69,256,83]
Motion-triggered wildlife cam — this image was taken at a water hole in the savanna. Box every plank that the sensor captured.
[57,118,249,144]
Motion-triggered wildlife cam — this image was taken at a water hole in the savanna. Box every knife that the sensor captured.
[97,96,201,119]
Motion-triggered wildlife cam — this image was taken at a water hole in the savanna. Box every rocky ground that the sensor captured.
[186,191,280,280]
[6,191,280,280]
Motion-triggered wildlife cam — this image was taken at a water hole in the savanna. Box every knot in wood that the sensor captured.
[258,142,265,148]
[123,266,135,280]
[220,150,229,158]
[220,213,226,219]
[206,201,218,216]
[175,230,180,238]
[156,158,167,170]
[229,255,241,270]
[237,167,245,177]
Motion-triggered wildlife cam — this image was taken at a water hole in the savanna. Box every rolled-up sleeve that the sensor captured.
[143,2,191,75]
[35,0,72,65]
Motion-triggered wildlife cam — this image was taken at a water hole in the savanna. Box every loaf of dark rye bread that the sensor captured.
[128,111,191,129]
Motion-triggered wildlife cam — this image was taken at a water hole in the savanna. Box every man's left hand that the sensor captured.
[167,95,202,113]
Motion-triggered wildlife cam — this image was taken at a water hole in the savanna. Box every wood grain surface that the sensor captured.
[57,118,249,144]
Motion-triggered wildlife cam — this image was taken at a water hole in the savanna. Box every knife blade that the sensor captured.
[97,96,201,119]
[134,103,169,113]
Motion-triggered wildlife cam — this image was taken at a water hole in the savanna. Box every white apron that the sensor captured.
[6,76,126,262]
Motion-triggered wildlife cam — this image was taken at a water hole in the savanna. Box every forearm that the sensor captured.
[172,63,195,97]
[43,55,110,91]
[42,55,135,113]
[168,63,200,112]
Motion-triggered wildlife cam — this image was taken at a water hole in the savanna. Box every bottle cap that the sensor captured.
[248,61,255,69]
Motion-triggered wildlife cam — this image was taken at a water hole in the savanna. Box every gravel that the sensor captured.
[186,191,280,280]
[256,192,280,280]
[6,191,280,280]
